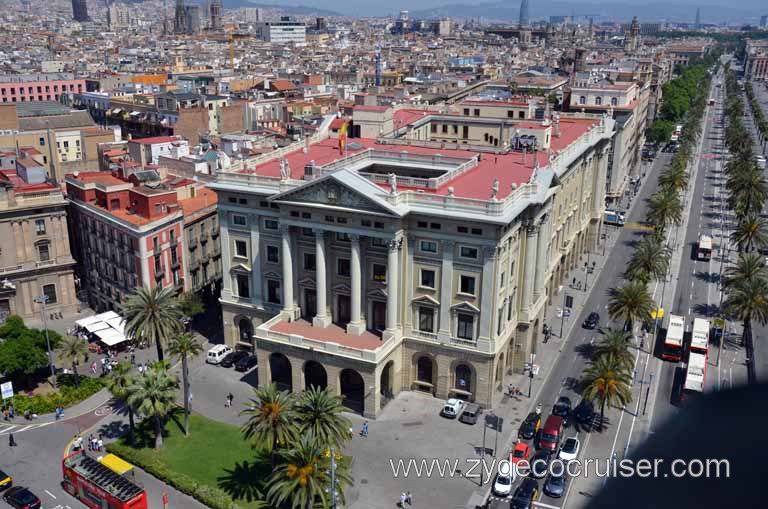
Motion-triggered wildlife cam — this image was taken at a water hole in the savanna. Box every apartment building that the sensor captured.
[0,73,85,103]
[211,110,614,417]
[179,187,222,293]
[745,39,768,82]
[0,152,78,321]
[255,18,307,44]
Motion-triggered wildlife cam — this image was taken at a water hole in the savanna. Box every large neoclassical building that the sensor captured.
[211,104,614,417]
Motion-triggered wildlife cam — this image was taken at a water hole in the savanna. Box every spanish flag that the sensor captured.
[339,121,347,154]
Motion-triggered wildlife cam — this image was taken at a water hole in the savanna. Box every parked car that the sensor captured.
[544,470,568,498]
[511,442,531,466]
[518,412,542,440]
[2,487,41,509]
[530,449,552,478]
[440,398,463,418]
[583,312,600,329]
[510,478,539,509]
[573,399,595,425]
[459,403,482,425]
[558,436,581,462]
[538,415,564,451]
[220,350,248,368]
[206,345,232,365]
[493,473,514,497]
[0,470,11,492]
[552,396,572,426]
[234,354,258,372]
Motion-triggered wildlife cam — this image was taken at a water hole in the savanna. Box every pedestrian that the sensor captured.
[406,491,413,506]
[8,405,13,419]
[361,421,369,438]
[226,393,234,408]
[130,353,136,366]
[399,493,407,508]
[97,438,103,452]
[8,433,16,447]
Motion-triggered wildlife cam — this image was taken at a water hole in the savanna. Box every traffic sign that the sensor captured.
[0,381,12,400]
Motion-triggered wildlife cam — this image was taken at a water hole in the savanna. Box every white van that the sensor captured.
[206,345,233,365]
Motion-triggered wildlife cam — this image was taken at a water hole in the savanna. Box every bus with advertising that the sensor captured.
[696,234,712,261]
[62,450,147,509]
[662,313,685,362]
[691,318,710,357]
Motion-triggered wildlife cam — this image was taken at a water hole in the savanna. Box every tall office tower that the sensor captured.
[174,0,187,33]
[519,0,530,27]
[72,0,88,21]
[760,15,767,28]
[695,7,701,29]
[210,0,222,31]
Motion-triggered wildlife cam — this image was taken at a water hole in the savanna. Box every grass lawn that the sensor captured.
[109,410,270,509]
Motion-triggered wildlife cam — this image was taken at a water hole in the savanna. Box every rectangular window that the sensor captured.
[337,217,348,224]
[431,123,437,133]
[417,221,428,228]
[460,246,479,259]
[290,210,300,217]
[507,110,514,118]
[462,125,469,139]
[336,232,350,242]
[420,269,436,288]
[463,108,470,115]
[232,214,247,227]
[303,253,316,271]
[234,240,248,258]
[325,215,335,223]
[457,226,468,233]
[264,219,278,230]
[371,237,386,248]
[237,274,250,299]
[374,222,385,229]
[471,228,483,235]
[473,109,480,116]
[429,222,441,230]
[42,284,57,304]
[267,280,281,303]
[497,307,505,335]
[419,307,435,333]
[420,240,437,253]
[337,258,350,277]
[457,313,474,340]
[361,219,372,227]
[301,212,312,219]
[460,275,476,295]
[37,242,50,261]
[442,124,448,133]
[372,263,387,282]
[260,201,269,208]
[267,245,279,263]
[238,198,247,205]
[507,296,514,321]
[39,137,45,146]
[35,218,46,235]
[228,197,237,203]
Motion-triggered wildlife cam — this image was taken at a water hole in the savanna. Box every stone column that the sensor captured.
[404,235,415,329]
[438,240,455,336]
[347,234,366,335]
[479,246,498,342]
[534,214,549,300]
[313,229,331,328]
[250,214,263,306]
[521,223,539,312]
[386,238,399,331]
[220,217,233,298]
[281,225,295,317]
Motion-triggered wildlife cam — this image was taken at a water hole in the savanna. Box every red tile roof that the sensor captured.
[179,188,217,216]
[271,319,383,350]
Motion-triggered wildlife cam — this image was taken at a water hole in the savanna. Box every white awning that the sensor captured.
[75,315,102,328]
[85,321,111,333]
[94,328,128,346]
[105,317,125,335]
[97,311,121,322]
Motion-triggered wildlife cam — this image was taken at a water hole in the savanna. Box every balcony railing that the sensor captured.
[154,269,165,280]
[153,244,162,255]
[188,238,198,250]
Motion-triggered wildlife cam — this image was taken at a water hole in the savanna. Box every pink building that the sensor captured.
[0,73,86,103]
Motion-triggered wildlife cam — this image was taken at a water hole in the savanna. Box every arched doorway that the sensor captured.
[339,369,365,415]
[415,355,435,394]
[269,353,292,391]
[380,361,394,408]
[304,360,327,391]
[455,363,472,395]
[238,318,254,347]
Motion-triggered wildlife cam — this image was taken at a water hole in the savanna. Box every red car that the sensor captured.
[511,442,531,465]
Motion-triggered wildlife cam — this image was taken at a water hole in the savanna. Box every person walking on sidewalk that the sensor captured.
[406,491,413,506]
[361,421,369,437]
[8,433,16,447]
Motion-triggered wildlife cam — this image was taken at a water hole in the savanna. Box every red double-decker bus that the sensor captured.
[62,450,147,509]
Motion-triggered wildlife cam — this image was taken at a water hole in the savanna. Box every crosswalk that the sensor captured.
[0,421,52,435]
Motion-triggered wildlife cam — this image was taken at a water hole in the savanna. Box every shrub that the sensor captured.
[8,376,104,415]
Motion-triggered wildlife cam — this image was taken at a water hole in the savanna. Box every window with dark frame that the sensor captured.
[460,275,476,295]
[237,275,250,299]
[419,307,435,333]
[421,269,435,288]
[234,240,248,258]
[42,284,57,304]
[267,245,279,263]
[304,253,316,271]
[267,279,281,303]
[337,258,351,277]
[457,313,474,340]
[372,263,387,282]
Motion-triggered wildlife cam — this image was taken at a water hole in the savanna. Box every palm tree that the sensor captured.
[294,387,352,449]
[56,335,88,388]
[730,215,768,253]
[167,332,203,437]
[266,435,350,509]
[241,383,298,468]
[593,328,634,372]
[723,277,768,385]
[581,356,632,431]
[658,164,689,193]
[127,364,179,449]
[723,253,768,290]
[625,236,671,284]
[607,281,655,334]
[646,188,683,232]
[726,166,767,217]
[122,285,183,361]
[106,362,137,442]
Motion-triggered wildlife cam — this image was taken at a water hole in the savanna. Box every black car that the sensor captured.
[583,312,599,329]
[518,412,541,440]
[543,470,568,498]
[220,350,248,368]
[511,478,539,509]
[2,486,41,509]
[529,449,552,478]
[573,398,595,425]
[552,396,572,426]
[235,353,258,372]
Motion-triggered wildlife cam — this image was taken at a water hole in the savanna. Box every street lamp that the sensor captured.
[527,353,535,398]
[33,294,57,388]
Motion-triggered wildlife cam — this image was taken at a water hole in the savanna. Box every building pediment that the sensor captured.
[268,169,402,217]
[263,271,281,279]
[412,294,440,307]
[298,277,316,288]
[367,288,388,299]
[333,283,351,293]
[230,263,251,273]
[450,301,481,314]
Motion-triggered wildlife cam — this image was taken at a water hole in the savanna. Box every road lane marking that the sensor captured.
[45,490,57,499]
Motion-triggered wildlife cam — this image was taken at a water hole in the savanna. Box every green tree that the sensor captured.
[122,285,183,362]
[593,328,634,372]
[106,361,137,442]
[723,253,768,290]
[581,356,632,431]
[646,120,675,144]
[127,364,179,449]
[731,215,768,253]
[167,332,203,437]
[608,281,655,334]
[658,163,689,193]
[56,336,88,388]
[241,384,298,469]
[723,277,768,384]
[294,386,352,449]
[0,336,48,383]
[646,188,683,232]
[625,236,671,284]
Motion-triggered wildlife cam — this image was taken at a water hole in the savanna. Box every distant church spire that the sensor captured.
[519,0,530,28]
